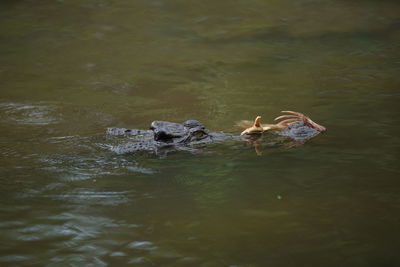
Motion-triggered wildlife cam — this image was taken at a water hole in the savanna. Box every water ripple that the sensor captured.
[0,102,58,126]
[54,189,132,206]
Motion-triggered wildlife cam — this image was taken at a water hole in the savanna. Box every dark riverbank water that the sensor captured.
[1,0,399,266]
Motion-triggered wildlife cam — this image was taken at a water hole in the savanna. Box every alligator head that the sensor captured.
[150,120,212,144]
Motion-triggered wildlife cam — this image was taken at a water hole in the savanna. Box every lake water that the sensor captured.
[1,0,400,266]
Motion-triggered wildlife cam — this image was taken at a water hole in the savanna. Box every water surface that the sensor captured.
[1,0,400,266]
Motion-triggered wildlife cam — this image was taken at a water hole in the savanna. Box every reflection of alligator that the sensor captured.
[107,111,326,155]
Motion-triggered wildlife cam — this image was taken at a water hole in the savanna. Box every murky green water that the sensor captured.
[1,0,400,266]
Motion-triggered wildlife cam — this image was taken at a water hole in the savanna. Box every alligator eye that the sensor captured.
[194,131,204,137]
[190,130,206,141]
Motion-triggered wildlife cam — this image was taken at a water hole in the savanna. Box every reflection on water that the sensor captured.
[1,0,400,266]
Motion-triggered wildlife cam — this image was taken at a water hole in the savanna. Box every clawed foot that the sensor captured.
[238,110,326,155]
[274,111,326,132]
[240,110,326,135]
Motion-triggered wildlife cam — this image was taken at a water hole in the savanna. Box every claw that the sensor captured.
[304,118,326,132]
[277,118,302,125]
[274,114,301,121]
[240,116,264,135]
[281,110,305,116]
[254,116,261,127]
[280,110,326,132]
